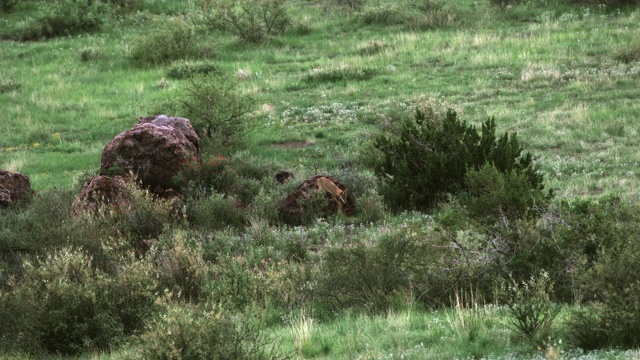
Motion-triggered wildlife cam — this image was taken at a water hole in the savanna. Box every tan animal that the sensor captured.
[315,177,348,212]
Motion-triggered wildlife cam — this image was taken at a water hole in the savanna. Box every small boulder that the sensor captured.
[72,175,128,218]
[275,170,295,185]
[279,174,355,225]
[100,117,201,195]
[0,170,33,209]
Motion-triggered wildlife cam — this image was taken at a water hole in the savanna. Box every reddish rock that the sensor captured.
[72,175,128,218]
[100,119,201,195]
[279,175,355,225]
[137,115,200,153]
[0,170,33,209]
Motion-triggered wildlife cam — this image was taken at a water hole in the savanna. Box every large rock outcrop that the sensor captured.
[100,115,201,195]
[0,170,33,209]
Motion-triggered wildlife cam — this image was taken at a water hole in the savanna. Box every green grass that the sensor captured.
[2,0,640,358]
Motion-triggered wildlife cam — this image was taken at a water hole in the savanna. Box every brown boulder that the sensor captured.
[72,175,128,218]
[0,170,33,209]
[100,119,201,195]
[137,115,201,153]
[279,174,355,225]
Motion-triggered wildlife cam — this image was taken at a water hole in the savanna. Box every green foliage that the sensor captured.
[612,37,640,64]
[15,0,107,40]
[172,72,256,149]
[202,0,290,43]
[568,224,640,349]
[304,66,378,84]
[329,0,365,12]
[403,0,458,29]
[167,61,220,79]
[110,181,181,241]
[0,0,22,13]
[372,108,544,211]
[139,305,275,360]
[153,231,210,303]
[128,18,209,67]
[502,271,560,347]
[464,163,548,221]
[488,0,521,11]
[0,247,156,355]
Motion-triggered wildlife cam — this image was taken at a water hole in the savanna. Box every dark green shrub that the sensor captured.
[174,72,255,148]
[569,230,640,349]
[129,18,209,67]
[16,0,107,40]
[0,247,156,355]
[187,193,247,230]
[371,108,543,211]
[464,163,548,222]
[202,0,290,43]
[0,0,23,13]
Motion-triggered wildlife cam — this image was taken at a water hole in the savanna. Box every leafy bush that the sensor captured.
[174,72,255,149]
[371,108,544,211]
[568,225,640,349]
[202,0,290,43]
[464,163,548,222]
[0,247,156,355]
[16,0,107,40]
[129,18,209,67]
[502,271,560,347]
[153,231,210,303]
[139,305,275,360]
[110,181,181,241]
[0,0,23,13]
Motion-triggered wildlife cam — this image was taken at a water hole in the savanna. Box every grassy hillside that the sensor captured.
[1,0,640,358]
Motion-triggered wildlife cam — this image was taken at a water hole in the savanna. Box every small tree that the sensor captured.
[371,108,544,211]
[177,72,255,149]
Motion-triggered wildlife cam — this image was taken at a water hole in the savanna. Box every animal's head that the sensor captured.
[338,188,348,204]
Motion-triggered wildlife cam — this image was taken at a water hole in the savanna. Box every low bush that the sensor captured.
[139,304,276,360]
[568,225,640,349]
[371,108,544,211]
[173,72,256,149]
[128,18,209,67]
[153,231,210,303]
[502,271,560,347]
[202,0,290,43]
[0,247,156,355]
[15,0,107,40]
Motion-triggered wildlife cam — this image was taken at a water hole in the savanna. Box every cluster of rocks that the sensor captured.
[2,115,356,251]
